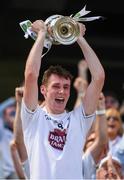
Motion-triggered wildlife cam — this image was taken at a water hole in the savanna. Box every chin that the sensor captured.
[55,107,65,114]
[57,109,65,114]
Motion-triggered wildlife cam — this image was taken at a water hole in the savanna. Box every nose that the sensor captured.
[59,88,64,94]
[109,117,113,121]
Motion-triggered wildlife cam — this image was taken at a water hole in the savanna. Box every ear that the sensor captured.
[40,85,47,98]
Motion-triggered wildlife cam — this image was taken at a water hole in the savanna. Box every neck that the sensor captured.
[45,105,64,115]
[109,134,118,141]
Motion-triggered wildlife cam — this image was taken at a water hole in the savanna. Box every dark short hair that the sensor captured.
[42,65,73,86]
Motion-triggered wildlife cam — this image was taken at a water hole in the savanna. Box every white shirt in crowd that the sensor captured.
[82,151,96,179]
[108,135,123,156]
[21,100,95,179]
[2,128,16,178]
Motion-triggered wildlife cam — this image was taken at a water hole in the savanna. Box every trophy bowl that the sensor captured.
[45,15,80,45]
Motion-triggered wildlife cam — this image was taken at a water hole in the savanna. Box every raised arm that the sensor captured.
[86,93,108,164]
[10,140,26,179]
[10,87,28,179]
[73,60,88,108]
[14,87,27,162]
[24,20,47,111]
[77,23,105,115]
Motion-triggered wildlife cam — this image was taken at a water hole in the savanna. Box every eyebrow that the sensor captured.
[52,82,70,86]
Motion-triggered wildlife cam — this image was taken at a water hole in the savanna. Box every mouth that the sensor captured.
[55,97,65,104]
[108,124,115,129]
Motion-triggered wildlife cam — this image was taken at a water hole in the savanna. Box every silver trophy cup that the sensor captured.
[45,15,80,45]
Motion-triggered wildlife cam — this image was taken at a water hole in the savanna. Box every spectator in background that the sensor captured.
[96,155,124,179]
[112,134,124,177]
[73,60,108,179]
[1,99,18,179]
[96,107,124,179]
[82,92,108,179]
[106,108,123,156]
[10,86,30,179]
[73,61,124,178]
[104,91,120,110]
[0,97,16,179]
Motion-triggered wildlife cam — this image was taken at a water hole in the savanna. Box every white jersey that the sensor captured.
[21,100,95,179]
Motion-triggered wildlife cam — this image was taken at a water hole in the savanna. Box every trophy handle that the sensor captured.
[19,20,37,40]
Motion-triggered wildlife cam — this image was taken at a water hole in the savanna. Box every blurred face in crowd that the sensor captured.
[105,96,119,110]
[96,158,124,179]
[106,108,123,140]
[3,105,16,130]
[41,74,71,114]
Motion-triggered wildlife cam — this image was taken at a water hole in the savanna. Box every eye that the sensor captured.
[64,85,70,90]
[53,85,60,89]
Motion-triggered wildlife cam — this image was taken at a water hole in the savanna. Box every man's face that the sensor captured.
[41,74,71,114]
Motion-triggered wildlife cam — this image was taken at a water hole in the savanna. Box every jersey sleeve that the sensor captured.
[21,99,40,131]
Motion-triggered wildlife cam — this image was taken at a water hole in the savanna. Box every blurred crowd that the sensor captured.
[0,59,124,179]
